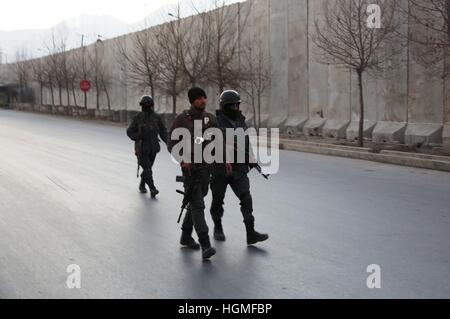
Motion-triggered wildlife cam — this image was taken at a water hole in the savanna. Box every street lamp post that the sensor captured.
[95,35,104,110]
[81,40,88,109]
[94,35,106,110]
[167,10,181,114]
[76,33,86,48]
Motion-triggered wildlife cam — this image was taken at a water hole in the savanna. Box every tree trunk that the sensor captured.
[72,84,78,107]
[251,95,257,129]
[40,83,43,105]
[257,92,262,130]
[66,87,71,107]
[357,71,365,147]
[172,94,177,115]
[147,73,155,99]
[58,86,62,106]
[18,80,23,102]
[104,87,111,111]
[96,86,100,110]
[49,84,55,106]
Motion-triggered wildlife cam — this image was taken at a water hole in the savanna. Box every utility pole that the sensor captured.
[95,35,104,110]
[168,7,181,115]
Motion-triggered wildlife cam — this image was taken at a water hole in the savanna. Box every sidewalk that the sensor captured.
[279,137,450,172]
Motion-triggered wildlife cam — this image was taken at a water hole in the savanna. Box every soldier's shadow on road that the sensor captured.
[179,247,199,254]
[179,248,218,275]
[246,245,269,256]
[137,194,161,207]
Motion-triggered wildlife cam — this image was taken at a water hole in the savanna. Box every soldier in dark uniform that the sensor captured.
[210,90,269,245]
[127,95,168,198]
[168,87,225,259]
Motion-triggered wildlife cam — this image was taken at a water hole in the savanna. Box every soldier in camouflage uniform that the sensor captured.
[210,90,269,246]
[168,87,227,259]
[127,95,168,198]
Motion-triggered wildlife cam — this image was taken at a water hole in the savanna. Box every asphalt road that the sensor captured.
[1,109,449,299]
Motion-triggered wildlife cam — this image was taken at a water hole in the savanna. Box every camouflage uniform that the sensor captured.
[127,111,168,193]
[168,106,218,250]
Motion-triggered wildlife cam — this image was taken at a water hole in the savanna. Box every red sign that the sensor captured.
[80,80,91,92]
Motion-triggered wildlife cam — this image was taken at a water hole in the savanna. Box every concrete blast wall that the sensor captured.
[2,0,449,148]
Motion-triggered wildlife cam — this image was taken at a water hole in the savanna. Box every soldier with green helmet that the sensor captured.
[127,95,168,198]
[210,90,269,245]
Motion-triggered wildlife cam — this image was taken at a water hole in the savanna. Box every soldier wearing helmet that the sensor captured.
[210,90,269,245]
[127,95,168,198]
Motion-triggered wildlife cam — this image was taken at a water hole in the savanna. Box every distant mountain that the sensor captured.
[0,15,130,62]
[0,0,244,63]
[53,14,131,43]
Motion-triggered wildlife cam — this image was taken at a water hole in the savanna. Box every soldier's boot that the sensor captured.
[180,229,200,250]
[198,234,216,259]
[213,219,226,241]
[150,187,159,198]
[139,179,147,194]
[144,171,157,198]
[245,221,269,245]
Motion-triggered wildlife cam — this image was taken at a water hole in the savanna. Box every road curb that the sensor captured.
[280,140,450,172]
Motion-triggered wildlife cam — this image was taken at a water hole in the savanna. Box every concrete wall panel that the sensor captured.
[3,0,449,149]
[284,0,309,131]
[268,0,289,127]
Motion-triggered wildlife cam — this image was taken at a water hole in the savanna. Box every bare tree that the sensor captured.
[312,0,402,147]
[154,10,189,114]
[66,50,79,107]
[11,49,31,101]
[87,40,103,110]
[41,55,56,106]
[179,12,213,86]
[405,0,450,78]
[100,64,113,111]
[30,57,46,105]
[53,54,64,106]
[54,44,72,107]
[43,35,68,106]
[208,0,252,92]
[13,50,28,82]
[88,39,113,110]
[114,30,160,98]
[60,46,74,107]
[239,43,271,129]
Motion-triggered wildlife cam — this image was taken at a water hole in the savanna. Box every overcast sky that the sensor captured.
[0,0,181,31]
